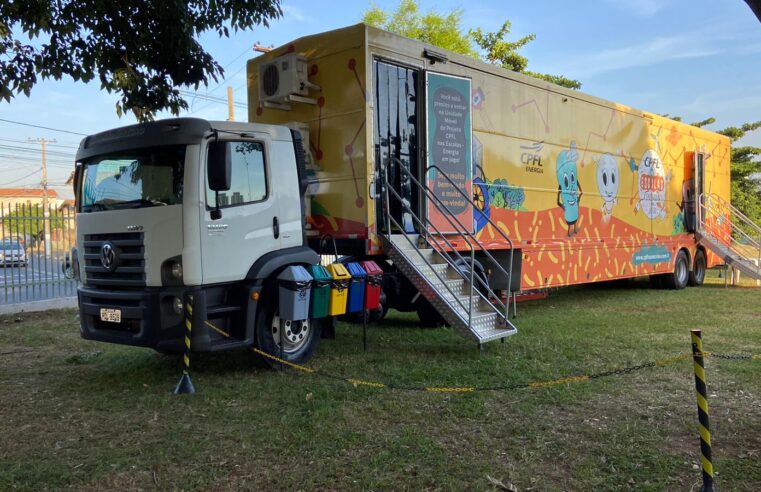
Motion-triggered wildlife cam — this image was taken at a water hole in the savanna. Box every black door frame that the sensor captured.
[372,56,426,233]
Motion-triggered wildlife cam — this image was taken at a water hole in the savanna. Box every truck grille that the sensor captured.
[83,232,146,288]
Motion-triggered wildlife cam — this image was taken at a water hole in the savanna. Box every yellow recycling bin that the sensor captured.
[326,263,351,316]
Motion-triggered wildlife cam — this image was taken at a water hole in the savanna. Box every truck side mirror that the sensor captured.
[208,141,231,191]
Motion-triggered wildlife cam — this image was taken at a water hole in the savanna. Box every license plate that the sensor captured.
[100,308,122,323]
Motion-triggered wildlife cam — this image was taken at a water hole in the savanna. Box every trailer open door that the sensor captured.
[423,71,474,234]
[373,59,421,234]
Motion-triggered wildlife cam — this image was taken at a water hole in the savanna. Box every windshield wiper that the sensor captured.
[119,198,169,209]
[82,202,109,212]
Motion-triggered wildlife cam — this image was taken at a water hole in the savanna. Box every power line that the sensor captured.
[2,169,42,186]
[0,144,75,158]
[0,138,78,149]
[0,118,87,136]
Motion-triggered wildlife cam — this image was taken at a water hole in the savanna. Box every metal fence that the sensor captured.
[0,203,78,304]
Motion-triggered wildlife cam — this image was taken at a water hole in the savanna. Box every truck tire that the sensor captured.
[416,298,447,328]
[688,249,707,286]
[663,250,689,290]
[254,282,321,369]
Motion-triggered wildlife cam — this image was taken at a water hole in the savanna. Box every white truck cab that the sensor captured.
[73,118,320,361]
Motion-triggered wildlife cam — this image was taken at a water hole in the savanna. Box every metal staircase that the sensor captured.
[380,161,518,345]
[697,193,761,281]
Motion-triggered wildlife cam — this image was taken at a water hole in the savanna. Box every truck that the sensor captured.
[71,23,759,366]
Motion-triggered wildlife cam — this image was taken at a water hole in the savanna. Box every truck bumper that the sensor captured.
[77,286,229,353]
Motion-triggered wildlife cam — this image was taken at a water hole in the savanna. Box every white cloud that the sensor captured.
[554,35,722,79]
[280,4,313,24]
[601,0,668,17]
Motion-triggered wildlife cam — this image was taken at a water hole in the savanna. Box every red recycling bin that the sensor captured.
[360,260,383,310]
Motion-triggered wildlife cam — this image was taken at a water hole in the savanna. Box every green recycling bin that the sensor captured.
[307,264,331,319]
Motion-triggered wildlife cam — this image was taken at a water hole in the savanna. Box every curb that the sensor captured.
[0,297,77,315]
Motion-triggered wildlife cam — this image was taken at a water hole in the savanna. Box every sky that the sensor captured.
[1,0,759,199]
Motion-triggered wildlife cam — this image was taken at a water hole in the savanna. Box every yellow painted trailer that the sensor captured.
[247,23,731,295]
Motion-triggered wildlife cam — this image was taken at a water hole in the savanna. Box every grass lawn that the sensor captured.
[1,274,760,491]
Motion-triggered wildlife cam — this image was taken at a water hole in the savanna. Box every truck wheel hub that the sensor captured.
[271,315,310,352]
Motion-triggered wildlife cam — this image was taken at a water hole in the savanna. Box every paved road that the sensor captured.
[1,256,78,305]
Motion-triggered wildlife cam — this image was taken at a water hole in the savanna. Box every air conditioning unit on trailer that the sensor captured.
[258,53,320,109]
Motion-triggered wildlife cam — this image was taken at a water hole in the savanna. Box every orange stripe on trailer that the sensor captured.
[524,275,536,287]
[583,228,590,241]
[610,223,616,237]
[594,247,600,265]
[585,256,591,271]
[549,212,556,233]
[574,263,578,282]
[594,228,601,242]
[532,224,539,243]
[548,251,559,264]
[532,211,538,226]
[513,219,522,241]
[615,258,620,275]
[537,270,544,286]
[560,243,567,263]
[538,245,546,262]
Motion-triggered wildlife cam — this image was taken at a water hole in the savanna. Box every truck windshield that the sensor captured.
[80,145,186,212]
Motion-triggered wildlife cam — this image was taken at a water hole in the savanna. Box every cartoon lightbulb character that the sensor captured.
[556,141,582,237]
[594,153,620,220]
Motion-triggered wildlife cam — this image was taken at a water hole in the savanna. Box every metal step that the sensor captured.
[697,233,761,280]
[384,234,517,344]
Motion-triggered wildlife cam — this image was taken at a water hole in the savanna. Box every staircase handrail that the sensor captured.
[384,160,512,321]
[426,165,515,298]
[381,162,512,329]
[383,183,476,321]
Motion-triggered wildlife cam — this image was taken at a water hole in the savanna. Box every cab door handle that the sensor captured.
[273,216,280,239]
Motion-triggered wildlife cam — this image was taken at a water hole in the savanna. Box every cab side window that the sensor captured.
[207,141,267,207]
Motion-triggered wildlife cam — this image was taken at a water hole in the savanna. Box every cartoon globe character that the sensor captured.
[555,141,582,237]
[473,175,490,233]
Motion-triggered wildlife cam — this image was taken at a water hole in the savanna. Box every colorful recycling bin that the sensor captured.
[360,260,383,310]
[345,262,367,313]
[277,265,312,321]
[307,264,331,319]
[326,262,351,316]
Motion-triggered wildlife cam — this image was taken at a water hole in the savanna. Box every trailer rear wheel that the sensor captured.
[664,250,689,290]
[254,282,321,368]
[688,249,706,286]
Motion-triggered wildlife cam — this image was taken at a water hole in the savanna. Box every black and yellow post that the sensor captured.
[691,329,715,492]
[173,293,196,395]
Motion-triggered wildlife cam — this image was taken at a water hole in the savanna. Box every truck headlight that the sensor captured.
[161,256,184,286]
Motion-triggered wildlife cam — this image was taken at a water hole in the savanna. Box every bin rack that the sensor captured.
[345,262,367,313]
[360,260,383,310]
[277,266,313,321]
[326,263,351,316]
[307,264,332,319]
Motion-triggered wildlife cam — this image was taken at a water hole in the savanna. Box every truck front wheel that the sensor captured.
[254,283,321,368]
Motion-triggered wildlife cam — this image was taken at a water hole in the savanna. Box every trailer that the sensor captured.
[70,23,760,366]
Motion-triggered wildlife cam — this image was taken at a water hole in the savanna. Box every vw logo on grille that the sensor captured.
[100,242,118,271]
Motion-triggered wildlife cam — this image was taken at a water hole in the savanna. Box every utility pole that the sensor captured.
[29,137,55,257]
[227,86,235,121]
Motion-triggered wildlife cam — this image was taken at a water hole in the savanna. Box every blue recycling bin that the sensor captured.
[345,262,367,314]
[277,266,312,321]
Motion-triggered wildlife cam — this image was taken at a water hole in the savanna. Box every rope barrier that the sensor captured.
[249,346,759,394]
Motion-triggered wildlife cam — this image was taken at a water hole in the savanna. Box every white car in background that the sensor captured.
[1,239,27,267]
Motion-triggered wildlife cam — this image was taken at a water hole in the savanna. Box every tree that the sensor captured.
[717,121,761,226]
[0,1,282,121]
[362,0,581,90]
